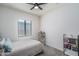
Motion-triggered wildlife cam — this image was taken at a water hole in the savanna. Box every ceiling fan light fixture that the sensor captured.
[34,6,38,9]
[27,3,47,10]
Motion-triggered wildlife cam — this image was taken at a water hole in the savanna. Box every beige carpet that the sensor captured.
[38,46,64,56]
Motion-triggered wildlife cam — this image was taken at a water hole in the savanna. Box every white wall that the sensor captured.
[1,4,79,51]
[0,5,40,41]
[41,4,79,51]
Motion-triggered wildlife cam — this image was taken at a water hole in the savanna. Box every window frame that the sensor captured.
[18,19,32,37]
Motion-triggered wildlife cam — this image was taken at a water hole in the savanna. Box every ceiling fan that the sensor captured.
[27,3,46,10]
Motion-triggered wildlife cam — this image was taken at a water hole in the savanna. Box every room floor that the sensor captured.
[37,46,64,56]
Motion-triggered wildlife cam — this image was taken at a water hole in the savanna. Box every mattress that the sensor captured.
[6,39,43,56]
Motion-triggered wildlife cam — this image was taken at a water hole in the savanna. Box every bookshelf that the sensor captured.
[63,34,79,56]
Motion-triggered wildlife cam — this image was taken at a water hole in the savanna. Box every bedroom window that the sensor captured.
[18,19,32,37]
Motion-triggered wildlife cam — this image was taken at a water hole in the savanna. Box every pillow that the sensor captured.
[3,38,12,52]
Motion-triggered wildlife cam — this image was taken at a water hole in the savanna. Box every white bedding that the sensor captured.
[6,39,43,56]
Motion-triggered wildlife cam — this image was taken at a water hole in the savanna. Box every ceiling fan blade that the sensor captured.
[27,3,34,5]
[38,3,47,5]
[38,5,42,10]
[30,5,35,10]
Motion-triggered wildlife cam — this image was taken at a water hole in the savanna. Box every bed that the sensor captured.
[6,39,43,56]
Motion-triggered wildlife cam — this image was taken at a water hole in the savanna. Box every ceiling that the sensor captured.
[0,3,65,16]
